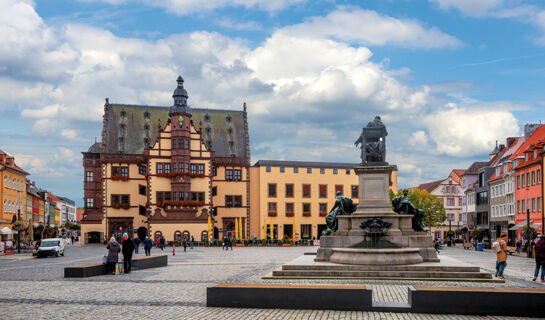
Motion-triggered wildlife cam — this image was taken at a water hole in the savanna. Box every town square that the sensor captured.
[2,0,545,319]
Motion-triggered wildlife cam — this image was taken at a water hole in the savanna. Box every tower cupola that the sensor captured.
[170,75,191,115]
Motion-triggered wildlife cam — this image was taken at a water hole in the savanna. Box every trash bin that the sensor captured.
[477,243,483,251]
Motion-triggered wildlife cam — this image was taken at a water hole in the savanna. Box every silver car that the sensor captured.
[37,238,65,257]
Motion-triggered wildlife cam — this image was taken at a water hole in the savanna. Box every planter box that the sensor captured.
[235,243,245,247]
[282,243,293,247]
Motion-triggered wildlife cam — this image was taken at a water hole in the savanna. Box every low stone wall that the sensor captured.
[64,255,168,278]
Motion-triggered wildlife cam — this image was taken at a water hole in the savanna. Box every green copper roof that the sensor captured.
[101,104,248,159]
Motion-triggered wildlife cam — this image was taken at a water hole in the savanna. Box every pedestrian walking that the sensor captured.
[493,233,509,279]
[121,233,135,274]
[156,237,160,248]
[143,236,152,256]
[160,236,165,251]
[106,237,121,275]
[71,235,75,245]
[516,239,522,255]
[222,236,228,251]
[533,235,545,282]
[433,239,440,253]
[133,236,141,254]
[182,238,187,252]
[190,236,194,249]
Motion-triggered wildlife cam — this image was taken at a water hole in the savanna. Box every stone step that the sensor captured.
[272,270,492,279]
[282,264,480,272]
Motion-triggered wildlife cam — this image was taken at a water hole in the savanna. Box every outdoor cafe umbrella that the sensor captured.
[207,215,211,242]
[235,217,239,240]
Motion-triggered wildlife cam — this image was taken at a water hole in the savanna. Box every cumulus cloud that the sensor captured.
[429,0,503,17]
[282,7,462,49]
[423,106,520,157]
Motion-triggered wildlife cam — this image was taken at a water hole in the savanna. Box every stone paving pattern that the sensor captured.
[0,244,542,319]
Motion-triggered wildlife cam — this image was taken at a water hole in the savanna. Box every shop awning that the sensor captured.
[508,220,534,231]
[0,226,13,235]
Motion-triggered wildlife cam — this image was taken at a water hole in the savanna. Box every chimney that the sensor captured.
[506,137,517,147]
[499,144,505,152]
[524,123,542,139]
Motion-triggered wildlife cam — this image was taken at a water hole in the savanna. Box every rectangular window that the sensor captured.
[294,167,299,173]
[538,197,542,212]
[286,203,294,216]
[517,175,520,189]
[156,163,163,174]
[346,169,350,175]
[538,169,542,184]
[112,166,120,177]
[319,184,327,198]
[527,173,530,186]
[333,169,338,174]
[198,164,205,175]
[225,195,233,207]
[164,163,171,174]
[280,167,285,173]
[226,169,233,181]
[139,205,146,216]
[301,224,312,239]
[198,192,205,202]
[268,202,277,216]
[234,169,242,181]
[351,185,358,198]
[157,192,163,204]
[121,195,129,204]
[335,185,344,195]
[234,195,242,207]
[86,198,94,208]
[522,199,526,212]
[179,163,185,173]
[307,168,312,173]
[120,167,128,177]
[212,167,217,176]
[319,203,327,214]
[285,184,294,198]
[303,184,311,198]
[212,186,217,196]
[532,171,536,185]
[266,166,271,172]
[86,171,94,182]
[191,164,197,174]
[173,163,177,172]
[185,140,189,149]
[268,183,277,197]
[172,140,177,149]
[173,192,178,201]
[517,200,520,213]
[533,198,536,212]
[303,203,311,216]
[320,168,325,174]
[111,195,120,205]
[139,185,146,195]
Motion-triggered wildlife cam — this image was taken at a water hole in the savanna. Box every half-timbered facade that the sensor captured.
[81,76,250,243]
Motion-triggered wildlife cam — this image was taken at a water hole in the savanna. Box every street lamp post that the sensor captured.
[17,209,21,253]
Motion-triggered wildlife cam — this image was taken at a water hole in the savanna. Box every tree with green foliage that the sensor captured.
[390,188,446,229]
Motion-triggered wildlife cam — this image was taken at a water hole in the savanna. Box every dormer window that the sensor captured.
[534,150,537,159]
[525,153,528,161]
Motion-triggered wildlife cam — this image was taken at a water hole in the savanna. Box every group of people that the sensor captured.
[104,234,154,274]
[222,236,233,250]
[493,233,545,281]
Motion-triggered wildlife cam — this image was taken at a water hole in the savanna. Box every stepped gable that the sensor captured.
[101,103,248,159]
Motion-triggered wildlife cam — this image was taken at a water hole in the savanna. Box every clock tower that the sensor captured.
[169,75,192,202]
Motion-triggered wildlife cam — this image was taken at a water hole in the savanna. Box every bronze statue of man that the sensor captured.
[392,189,427,232]
[355,116,388,165]
[322,191,355,236]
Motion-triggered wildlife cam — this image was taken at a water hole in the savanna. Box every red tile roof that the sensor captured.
[416,179,443,193]
[510,125,545,161]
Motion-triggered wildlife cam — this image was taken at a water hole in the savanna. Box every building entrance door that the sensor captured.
[112,223,128,242]
[283,224,293,238]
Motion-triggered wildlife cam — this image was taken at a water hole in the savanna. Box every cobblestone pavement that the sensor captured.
[0,245,542,319]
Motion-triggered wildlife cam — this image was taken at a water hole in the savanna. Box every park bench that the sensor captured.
[207,283,371,310]
[64,255,167,278]
[409,286,545,317]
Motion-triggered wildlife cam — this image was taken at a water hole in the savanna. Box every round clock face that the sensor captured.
[178,115,184,126]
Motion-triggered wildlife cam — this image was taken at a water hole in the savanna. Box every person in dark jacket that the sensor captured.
[133,236,141,254]
[106,237,121,274]
[160,236,165,251]
[533,235,545,282]
[122,233,135,274]
[143,236,153,256]
[182,238,187,252]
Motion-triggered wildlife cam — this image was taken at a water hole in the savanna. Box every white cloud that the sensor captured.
[60,129,81,141]
[423,106,520,157]
[215,18,262,31]
[31,119,57,136]
[282,7,462,49]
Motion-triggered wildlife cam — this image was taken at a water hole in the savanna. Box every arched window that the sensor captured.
[174,231,182,241]
[201,230,208,241]
[182,231,190,240]
[154,231,162,241]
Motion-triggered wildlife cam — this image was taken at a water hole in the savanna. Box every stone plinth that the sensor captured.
[315,164,438,264]
[329,248,423,265]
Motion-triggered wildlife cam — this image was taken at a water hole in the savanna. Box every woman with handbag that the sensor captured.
[106,236,121,275]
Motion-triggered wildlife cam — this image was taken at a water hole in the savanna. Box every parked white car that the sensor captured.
[37,238,65,258]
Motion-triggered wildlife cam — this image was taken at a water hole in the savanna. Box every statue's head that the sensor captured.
[336,191,342,197]
[403,189,409,196]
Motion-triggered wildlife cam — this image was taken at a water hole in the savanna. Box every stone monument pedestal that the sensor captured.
[315,165,439,263]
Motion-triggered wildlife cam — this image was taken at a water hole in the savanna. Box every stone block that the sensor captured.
[408,235,432,248]
[418,248,439,262]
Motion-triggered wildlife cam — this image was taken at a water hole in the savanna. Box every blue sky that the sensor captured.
[1,0,545,206]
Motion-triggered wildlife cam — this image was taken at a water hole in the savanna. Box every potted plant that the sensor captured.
[217,239,223,247]
[243,239,249,246]
[309,239,314,246]
[282,239,293,247]
[261,239,267,246]
[523,226,538,241]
